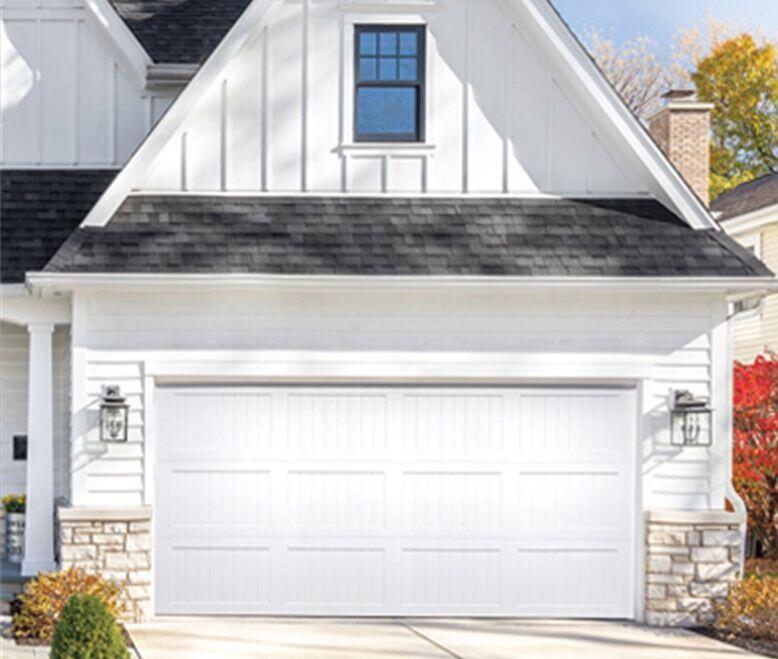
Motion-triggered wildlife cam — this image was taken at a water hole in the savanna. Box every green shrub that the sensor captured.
[12,568,124,642]
[51,595,128,659]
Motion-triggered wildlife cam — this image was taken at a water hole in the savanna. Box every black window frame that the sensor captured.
[353,25,426,143]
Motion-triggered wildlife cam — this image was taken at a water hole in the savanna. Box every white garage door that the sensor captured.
[155,385,636,617]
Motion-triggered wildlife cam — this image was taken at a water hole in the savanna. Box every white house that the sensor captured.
[714,173,778,362]
[1,0,776,627]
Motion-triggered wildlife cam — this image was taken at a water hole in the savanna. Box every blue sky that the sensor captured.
[553,0,778,51]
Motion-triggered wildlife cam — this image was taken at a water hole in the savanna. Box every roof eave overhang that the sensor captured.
[719,203,778,236]
[26,272,778,303]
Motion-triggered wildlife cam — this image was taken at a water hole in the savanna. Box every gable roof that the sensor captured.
[108,0,253,64]
[44,196,771,278]
[79,0,719,233]
[1,170,117,284]
[713,172,778,221]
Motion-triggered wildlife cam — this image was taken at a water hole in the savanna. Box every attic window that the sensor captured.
[354,26,425,142]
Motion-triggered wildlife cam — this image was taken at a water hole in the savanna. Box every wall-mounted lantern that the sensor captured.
[670,390,713,447]
[100,386,129,443]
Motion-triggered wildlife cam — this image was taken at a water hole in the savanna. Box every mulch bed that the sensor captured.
[695,627,778,658]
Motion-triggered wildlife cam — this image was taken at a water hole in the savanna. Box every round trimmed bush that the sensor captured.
[51,594,128,659]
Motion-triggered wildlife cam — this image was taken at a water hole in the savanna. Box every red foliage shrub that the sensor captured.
[733,353,778,558]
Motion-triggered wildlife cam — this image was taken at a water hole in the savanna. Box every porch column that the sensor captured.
[22,323,56,575]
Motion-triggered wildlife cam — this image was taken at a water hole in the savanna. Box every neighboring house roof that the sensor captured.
[108,0,252,64]
[1,170,117,284]
[713,172,778,221]
[44,197,770,278]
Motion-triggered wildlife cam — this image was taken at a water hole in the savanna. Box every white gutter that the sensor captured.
[26,272,778,298]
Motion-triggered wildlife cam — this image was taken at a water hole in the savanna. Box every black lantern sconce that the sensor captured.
[670,390,713,447]
[100,386,129,442]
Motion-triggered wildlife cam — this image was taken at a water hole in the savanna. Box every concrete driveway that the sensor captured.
[128,617,761,659]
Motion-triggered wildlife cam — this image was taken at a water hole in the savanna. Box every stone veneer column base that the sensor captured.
[645,509,744,627]
[57,506,152,622]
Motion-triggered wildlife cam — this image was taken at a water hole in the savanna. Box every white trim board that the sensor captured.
[78,0,719,230]
[720,203,778,236]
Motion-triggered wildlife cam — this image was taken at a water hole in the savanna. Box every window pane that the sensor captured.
[359,32,377,55]
[356,87,417,137]
[399,32,417,55]
[379,32,397,55]
[399,57,417,81]
[359,57,377,81]
[378,57,398,81]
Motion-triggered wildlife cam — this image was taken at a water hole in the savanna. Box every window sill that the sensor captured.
[338,142,436,154]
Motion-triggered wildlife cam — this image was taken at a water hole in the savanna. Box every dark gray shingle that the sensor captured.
[1,170,117,283]
[43,196,772,278]
[108,0,252,64]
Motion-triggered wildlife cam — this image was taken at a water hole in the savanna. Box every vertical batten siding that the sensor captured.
[136,0,653,196]
[0,2,174,167]
[72,289,726,511]
[0,323,70,499]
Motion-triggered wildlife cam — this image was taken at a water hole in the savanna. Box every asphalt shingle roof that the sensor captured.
[43,196,771,278]
[713,172,778,221]
[1,170,117,284]
[108,0,252,64]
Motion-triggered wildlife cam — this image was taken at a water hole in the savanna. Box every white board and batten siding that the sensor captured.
[70,287,729,515]
[0,322,70,499]
[139,0,654,197]
[0,0,173,167]
[154,384,636,616]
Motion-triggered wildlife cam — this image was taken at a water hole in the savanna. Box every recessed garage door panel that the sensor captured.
[155,386,636,617]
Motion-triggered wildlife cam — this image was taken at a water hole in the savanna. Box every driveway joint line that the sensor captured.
[394,619,467,659]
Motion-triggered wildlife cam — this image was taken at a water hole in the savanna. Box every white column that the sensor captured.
[22,323,56,575]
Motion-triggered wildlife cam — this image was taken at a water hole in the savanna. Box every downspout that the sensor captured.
[725,300,754,577]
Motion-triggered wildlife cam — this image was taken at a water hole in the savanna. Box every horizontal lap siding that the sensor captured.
[733,223,778,362]
[76,290,720,509]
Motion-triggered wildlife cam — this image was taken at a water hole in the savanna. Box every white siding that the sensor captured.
[71,288,728,513]
[0,322,70,500]
[0,0,174,167]
[137,0,648,196]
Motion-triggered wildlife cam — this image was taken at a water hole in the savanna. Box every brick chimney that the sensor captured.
[648,90,714,206]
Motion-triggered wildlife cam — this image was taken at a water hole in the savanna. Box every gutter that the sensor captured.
[26,272,778,299]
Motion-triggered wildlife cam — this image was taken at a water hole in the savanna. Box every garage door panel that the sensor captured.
[160,391,274,458]
[516,545,631,611]
[401,393,507,459]
[156,385,636,617]
[159,545,272,612]
[286,547,386,606]
[286,392,389,457]
[517,392,631,460]
[165,469,272,529]
[516,470,630,532]
[287,471,386,528]
[402,471,502,530]
[401,548,503,608]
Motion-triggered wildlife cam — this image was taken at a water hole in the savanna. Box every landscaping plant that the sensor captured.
[50,594,128,659]
[715,574,778,641]
[12,568,124,643]
[2,494,26,513]
[733,353,778,559]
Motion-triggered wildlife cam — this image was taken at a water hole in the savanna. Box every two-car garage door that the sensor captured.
[155,385,636,617]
